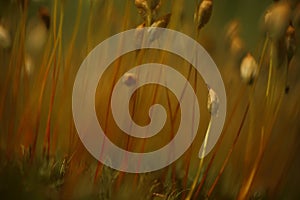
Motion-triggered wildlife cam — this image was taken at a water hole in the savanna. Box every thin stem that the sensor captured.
[284,59,291,93]
[185,120,211,200]
[94,0,131,182]
[31,8,63,160]
[266,41,273,97]
[87,0,94,53]
[63,0,82,85]
[237,82,285,199]
[194,85,245,198]
[43,0,62,161]
[207,103,250,197]
[182,67,198,194]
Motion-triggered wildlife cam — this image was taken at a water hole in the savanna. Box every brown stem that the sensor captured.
[193,85,245,198]
[94,0,131,183]
[63,0,82,86]
[237,88,284,199]
[43,0,62,161]
[207,103,250,197]
[31,8,63,160]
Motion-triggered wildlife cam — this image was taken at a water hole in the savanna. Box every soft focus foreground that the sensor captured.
[0,0,300,199]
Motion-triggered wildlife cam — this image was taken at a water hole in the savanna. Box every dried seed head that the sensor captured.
[150,13,171,28]
[194,0,213,31]
[135,0,161,23]
[135,0,149,20]
[224,20,245,61]
[264,2,291,40]
[134,0,160,11]
[225,20,240,42]
[122,72,137,86]
[285,25,296,62]
[25,7,50,56]
[230,36,245,60]
[240,53,258,85]
[137,22,146,29]
[26,18,49,57]
[135,0,148,10]
[38,6,50,30]
[207,87,219,116]
[148,0,160,10]
[148,14,171,42]
[0,25,11,49]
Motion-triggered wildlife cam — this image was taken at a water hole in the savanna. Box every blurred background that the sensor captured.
[0,0,300,199]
